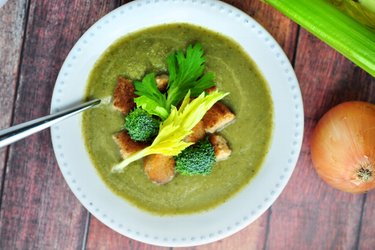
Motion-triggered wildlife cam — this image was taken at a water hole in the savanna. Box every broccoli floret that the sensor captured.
[175,137,216,176]
[125,108,160,142]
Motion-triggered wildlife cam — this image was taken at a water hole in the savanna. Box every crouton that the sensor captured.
[209,134,232,161]
[184,121,205,143]
[202,102,235,133]
[205,85,217,94]
[113,76,136,114]
[144,154,175,184]
[113,131,148,158]
[155,74,169,92]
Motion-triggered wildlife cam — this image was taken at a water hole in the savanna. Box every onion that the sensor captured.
[311,101,375,193]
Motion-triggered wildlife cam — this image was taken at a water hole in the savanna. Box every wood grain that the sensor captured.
[191,212,269,250]
[0,0,27,129]
[359,192,375,249]
[0,0,117,249]
[356,75,375,250]
[225,0,299,62]
[0,0,28,204]
[265,28,374,250]
[86,216,170,250]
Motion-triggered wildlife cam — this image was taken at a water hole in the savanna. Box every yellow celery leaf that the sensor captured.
[178,90,228,130]
[111,90,229,172]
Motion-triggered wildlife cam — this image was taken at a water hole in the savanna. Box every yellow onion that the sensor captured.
[311,101,375,193]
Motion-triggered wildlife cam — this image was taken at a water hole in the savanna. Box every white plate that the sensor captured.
[50,0,303,247]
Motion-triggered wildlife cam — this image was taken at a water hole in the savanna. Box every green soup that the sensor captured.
[82,23,273,215]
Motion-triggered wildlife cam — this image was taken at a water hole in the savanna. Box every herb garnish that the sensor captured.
[112,90,228,172]
[133,43,215,120]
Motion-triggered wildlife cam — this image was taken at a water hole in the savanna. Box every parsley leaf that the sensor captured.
[166,43,215,107]
[133,43,215,120]
[133,73,169,120]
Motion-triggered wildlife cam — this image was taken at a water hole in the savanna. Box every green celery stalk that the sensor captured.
[264,0,375,77]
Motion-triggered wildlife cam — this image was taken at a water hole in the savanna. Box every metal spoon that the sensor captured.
[0,99,101,148]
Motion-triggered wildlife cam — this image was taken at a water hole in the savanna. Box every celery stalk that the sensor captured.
[361,0,375,13]
[264,0,375,77]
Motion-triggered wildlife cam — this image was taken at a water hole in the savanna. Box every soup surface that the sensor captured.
[82,23,273,215]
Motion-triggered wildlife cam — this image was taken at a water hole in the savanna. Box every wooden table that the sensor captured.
[0,0,374,249]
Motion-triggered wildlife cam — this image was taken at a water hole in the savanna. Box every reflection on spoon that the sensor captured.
[0,99,101,148]
[0,0,8,9]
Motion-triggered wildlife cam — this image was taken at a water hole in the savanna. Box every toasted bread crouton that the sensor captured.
[202,102,235,133]
[209,134,232,161]
[155,74,169,92]
[144,154,175,184]
[113,77,136,114]
[205,85,217,94]
[113,131,148,158]
[184,121,205,143]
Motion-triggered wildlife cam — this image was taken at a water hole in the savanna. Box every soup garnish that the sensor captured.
[111,44,234,184]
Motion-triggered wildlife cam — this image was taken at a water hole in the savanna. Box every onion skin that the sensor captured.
[311,101,375,193]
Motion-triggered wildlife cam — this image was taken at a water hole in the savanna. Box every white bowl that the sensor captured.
[50,0,303,247]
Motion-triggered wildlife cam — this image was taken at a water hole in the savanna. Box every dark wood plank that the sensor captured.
[265,28,374,250]
[0,0,28,201]
[86,216,170,250]
[359,193,375,249]
[84,0,299,249]
[225,0,298,62]
[357,76,375,250]
[192,213,269,250]
[0,0,117,249]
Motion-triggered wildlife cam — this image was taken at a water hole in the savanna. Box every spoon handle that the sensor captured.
[0,99,101,148]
